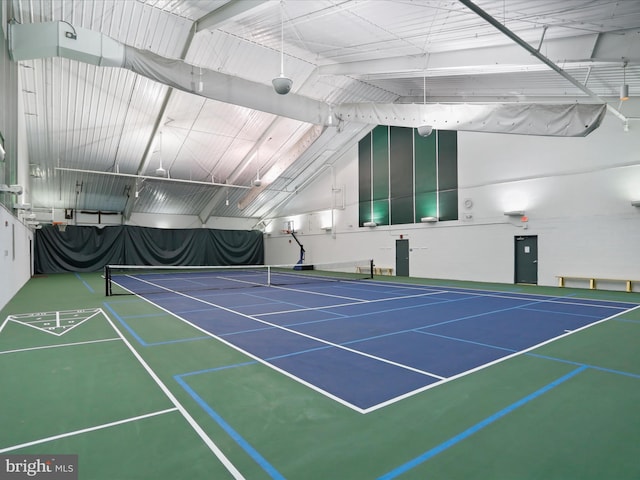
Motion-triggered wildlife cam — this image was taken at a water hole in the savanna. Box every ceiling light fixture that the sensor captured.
[272,2,292,95]
[620,61,629,101]
[253,150,262,186]
[155,132,167,177]
[417,125,433,137]
[416,77,433,137]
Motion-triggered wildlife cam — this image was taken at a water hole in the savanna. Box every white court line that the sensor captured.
[256,290,447,317]
[114,276,639,414]
[0,337,121,355]
[119,278,445,382]
[0,315,12,335]
[8,309,104,337]
[0,408,178,453]
[268,282,371,302]
[360,302,640,413]
[362,278,638,308]
[102,309,245,479]
[248,277,630,312]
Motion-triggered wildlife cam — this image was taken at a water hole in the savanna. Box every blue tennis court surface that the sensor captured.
[112,274,637,412]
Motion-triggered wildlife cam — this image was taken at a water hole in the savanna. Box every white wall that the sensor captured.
[264,110,640,289]
[0,205,33,311]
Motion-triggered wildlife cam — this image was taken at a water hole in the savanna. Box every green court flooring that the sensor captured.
[1,272,639,479]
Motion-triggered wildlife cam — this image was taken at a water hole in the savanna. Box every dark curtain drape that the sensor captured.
[34,225,264,273]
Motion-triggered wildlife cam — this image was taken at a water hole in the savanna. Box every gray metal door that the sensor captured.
[515,235,538,284]
[396,239,410,276]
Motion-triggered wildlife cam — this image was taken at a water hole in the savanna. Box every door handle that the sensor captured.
[533,260,538,263]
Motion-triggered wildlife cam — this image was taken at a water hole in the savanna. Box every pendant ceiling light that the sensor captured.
[272,2,292,95]
[417,76,433,137]
[155,131,167,177]
[253,150,262,186]
[620,61,629,101]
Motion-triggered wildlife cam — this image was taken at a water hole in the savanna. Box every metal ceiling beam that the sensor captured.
[255,123,371,221]
[56,168,252,189]
[317,33,600,77]
[457,0,627,124]
[318,30,640,79]
[237,125,325,211]
[126,22,201,220]
[197,117,290,224]
[135,1,268,221]
[195,0,267,32]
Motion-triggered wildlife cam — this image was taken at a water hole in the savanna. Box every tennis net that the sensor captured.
[104,259,374,296]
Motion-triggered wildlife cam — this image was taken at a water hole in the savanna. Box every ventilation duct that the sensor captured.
[9,21,607,137]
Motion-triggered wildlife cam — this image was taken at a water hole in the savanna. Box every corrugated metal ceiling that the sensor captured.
[6,0,640,225]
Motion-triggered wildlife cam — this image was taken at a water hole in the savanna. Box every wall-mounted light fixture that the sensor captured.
[363,221,377,227]
[504,210,525,217]
[420,216,437,223]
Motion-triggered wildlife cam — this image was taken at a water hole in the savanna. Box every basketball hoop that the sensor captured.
[52,221,67,232]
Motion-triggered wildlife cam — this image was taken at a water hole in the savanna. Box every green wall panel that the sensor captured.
[415,192,438,220]
[372,126,389,200]
[414,130,437,221]
[359,201,373,225]
[358,132,372,226]
[439,189,459,221]
[373,199,390,226]
[358,127,458,226]
[372,126,390,225]
[390,127,414,225]
[437,130,458,191]
[437,130,458,220]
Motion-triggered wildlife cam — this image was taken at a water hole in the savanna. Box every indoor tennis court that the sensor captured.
[3,1,640,479]
[2,272,640,479]
[105,264,638,412]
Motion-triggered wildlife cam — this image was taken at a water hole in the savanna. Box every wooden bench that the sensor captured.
[556,275,637,293]
[374,267,394,276]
